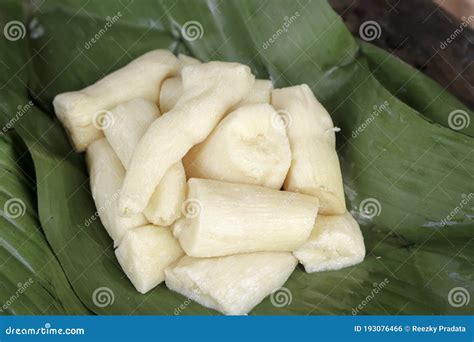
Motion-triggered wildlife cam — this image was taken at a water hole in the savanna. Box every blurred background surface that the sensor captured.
[329,0,473,109]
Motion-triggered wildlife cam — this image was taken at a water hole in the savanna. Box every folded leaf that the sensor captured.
[0,0,470,315]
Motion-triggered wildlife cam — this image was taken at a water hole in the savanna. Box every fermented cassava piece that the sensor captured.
[183,104,291,189]
[161,74,271,113]
[143,163,186,226]
[115,225,183,294]
[159,54,202,113]
[86,139,147,245]
[119,62,255,215]
[173,178,319,257]
[53,50,179,151]
[54,48,366,312]
[294,211,365,272]
[103,98,159,167]
[165,252,297,315]
[272,84,346,215]
[234,79,272,107]
[103,98,186,226]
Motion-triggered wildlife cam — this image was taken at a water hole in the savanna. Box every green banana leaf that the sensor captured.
[0,0,472,315]
[360,41,473,137]
[0,132,89,315]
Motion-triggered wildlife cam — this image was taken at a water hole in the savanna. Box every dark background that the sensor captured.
[330,0,473,109]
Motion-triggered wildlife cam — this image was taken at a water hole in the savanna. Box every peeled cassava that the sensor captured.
[103,98,186,226]
[294,211,365,272]
[159,54,202,113]
[86,139,147,246]
[115,225,183,294]
[271,84,346,215]
[53,50,179,151]
[183,103,291,189]
[165,252,297,315]
[119,62,255,215]
[173,178,319,257]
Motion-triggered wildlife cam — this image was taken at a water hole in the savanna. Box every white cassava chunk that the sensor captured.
[143,162,187,226]
[86,139,147,246]
[161,78,271,114]
[159,54,202,113]
[120,62,255,215]
[103,98,160,167]
[174,178,319,257]
[235,79,273,106]
[271,84,346,215]
[165,252,297,315]
[183,104,291,189]
[53,50,179,151]
[115,225,184,294]
[177,54,201,66]
[294,212,365,272]
[159,77,184,114]
[103,98,186,226]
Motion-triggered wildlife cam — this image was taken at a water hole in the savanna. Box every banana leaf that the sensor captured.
[0,131,89,315]
[360,41,473,137]
[0,0,472,315]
